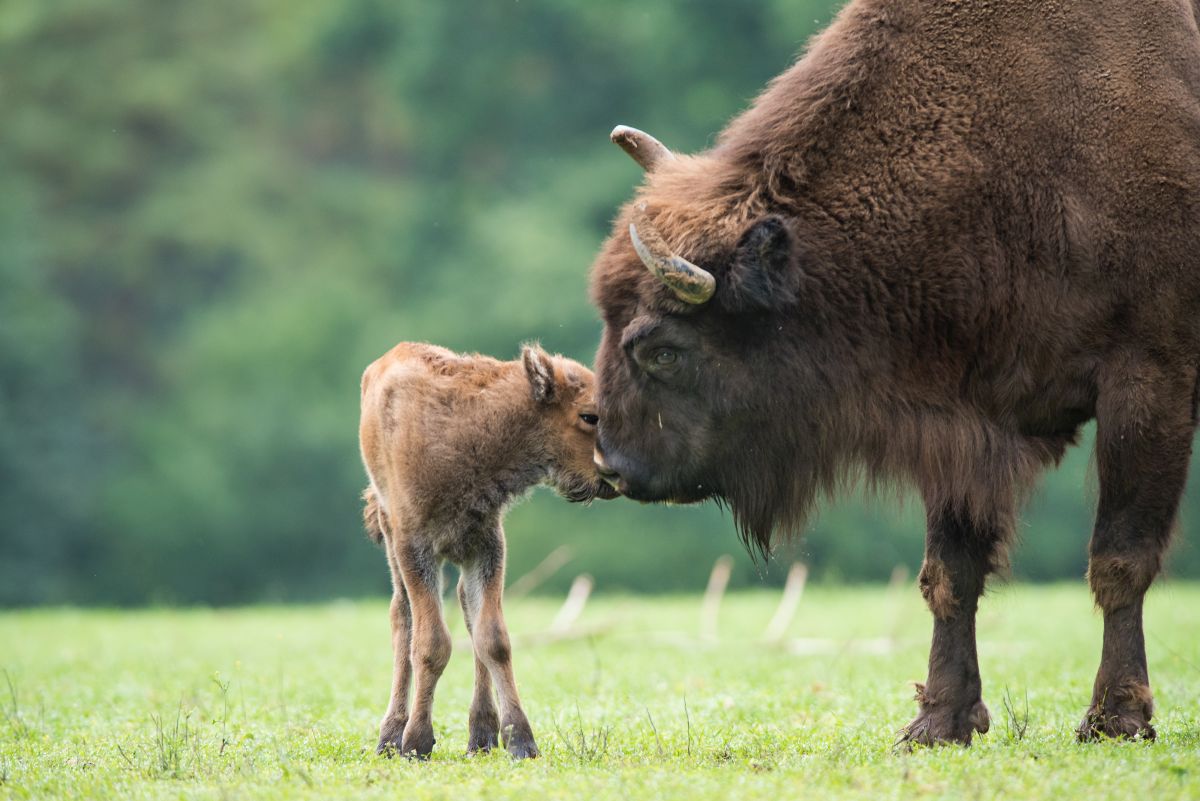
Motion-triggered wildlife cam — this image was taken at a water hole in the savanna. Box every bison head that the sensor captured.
[590,127,828,556]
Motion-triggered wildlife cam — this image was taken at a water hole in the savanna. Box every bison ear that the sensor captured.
[522,344,556,404]
[723,216,799,311]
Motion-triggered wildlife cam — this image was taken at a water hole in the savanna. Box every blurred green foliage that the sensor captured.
[2,0,1198,605]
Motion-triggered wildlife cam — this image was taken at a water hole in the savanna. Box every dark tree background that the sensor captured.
[3,0,1198,605]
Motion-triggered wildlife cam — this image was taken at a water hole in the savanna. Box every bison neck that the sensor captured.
[430,391,556,536]
[720,227,1086,557]
[473,415,554,516]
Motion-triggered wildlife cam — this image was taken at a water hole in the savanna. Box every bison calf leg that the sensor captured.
[461,529,538,759]
[457,574,500,754]
[398,542,451,759]
[899,507,997,747]
[374,523,412,755]
[1078,363,1195,741]
[377,578,412,753]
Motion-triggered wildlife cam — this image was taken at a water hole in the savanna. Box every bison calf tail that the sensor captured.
[361,485,387,546]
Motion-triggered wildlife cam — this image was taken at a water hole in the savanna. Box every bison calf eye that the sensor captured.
[653,349,677,366]
[579,413,599,426]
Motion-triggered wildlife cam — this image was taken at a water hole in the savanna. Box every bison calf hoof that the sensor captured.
[376,716,407,756]
[501,723,540,760]
[400,723,436,760]
[467,724,499,755]
[897,699,990,749]
[1077,707,1155,742]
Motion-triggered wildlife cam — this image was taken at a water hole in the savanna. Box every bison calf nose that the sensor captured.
[593,447,620,487]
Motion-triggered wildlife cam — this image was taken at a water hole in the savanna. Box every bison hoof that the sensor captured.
[467,725,499,755]
[1077,706,1155,742]
[400,722,436,759]
[376,716,407,756]
[501,723,540,760]
[1078,682,1155,742]
[897,699,990,749]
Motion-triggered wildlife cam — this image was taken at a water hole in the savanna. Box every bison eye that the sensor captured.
[579,413,599,426]
[653,349,677,366]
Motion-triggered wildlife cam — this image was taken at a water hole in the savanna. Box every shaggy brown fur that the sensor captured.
[588,0,1200,745]
[917,557,956,621]
[358,342,614,759]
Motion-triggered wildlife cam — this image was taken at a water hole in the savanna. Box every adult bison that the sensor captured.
[589,0,1200,745]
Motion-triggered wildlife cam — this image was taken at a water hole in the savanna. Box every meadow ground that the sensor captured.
[2,583,1199,800]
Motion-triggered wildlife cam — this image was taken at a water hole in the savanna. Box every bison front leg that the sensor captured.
[899,507,997,747]
[1077,363,1195,741]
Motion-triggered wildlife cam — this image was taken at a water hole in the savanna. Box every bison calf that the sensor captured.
[358,342,614,759]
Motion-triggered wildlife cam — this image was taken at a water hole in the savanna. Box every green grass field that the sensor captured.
[3,584,1199,800]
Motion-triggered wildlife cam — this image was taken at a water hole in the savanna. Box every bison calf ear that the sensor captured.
[522,344,557,404]
[723,216,799,311]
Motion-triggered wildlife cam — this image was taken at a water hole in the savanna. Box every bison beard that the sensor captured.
[714,417,830,563]
[588,0,1200,746]
[714,386,1060,564]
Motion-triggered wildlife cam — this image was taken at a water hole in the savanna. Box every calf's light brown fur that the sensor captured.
[358,342,613,759]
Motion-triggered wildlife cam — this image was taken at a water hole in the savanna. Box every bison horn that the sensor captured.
[628,206,716,304]
[610,125,674,172]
